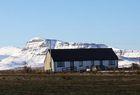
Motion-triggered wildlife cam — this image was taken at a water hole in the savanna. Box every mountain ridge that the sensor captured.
[0,37,139,70]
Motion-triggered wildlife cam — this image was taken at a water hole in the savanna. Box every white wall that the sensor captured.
[54,61,92,72]
[102,60,118,68]
[102,60,109,67]
[94,60,100,65]
[54,61,70,72]
[114,60,118,67]
[54,60,118,72]
[74,61,92,71]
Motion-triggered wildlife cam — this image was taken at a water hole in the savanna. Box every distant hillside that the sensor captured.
[0,37,139,70]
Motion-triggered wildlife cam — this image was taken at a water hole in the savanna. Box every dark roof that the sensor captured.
[48,48,118,61]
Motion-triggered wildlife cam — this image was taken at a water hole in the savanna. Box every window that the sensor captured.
[109,60,115,65]
[79,61,83,67]
[57,62,65,67]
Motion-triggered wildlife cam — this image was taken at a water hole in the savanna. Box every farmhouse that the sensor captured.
[44,48,118,72]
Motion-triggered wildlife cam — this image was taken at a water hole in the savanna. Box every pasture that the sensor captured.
[0,72,140,95]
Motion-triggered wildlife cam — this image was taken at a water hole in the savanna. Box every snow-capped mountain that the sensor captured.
[0,37,139,70]
[0,47,21,61]
[0,37,109,70]
[0,47,21,56]
[22,37,108,68]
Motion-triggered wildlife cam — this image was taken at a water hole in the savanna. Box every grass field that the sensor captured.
[0,73,140,95]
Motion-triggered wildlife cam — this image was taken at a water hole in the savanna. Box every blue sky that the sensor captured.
[0,0,140,49]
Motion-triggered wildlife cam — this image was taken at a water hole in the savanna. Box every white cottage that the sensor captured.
[44,48,118,72]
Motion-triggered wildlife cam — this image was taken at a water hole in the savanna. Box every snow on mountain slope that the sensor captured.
[113,49,140,68]
[0,37,139,70]
[123,50,140,58]
[0,47,21,62]
[0,56,25,70]
[0,47,21,56]
[0,37,109,70]
[0,55,9,61]
[0,47,23,70]
[22,37,108,68]
[118,56,140,68]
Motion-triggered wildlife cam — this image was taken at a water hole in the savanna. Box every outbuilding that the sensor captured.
[44,48,118,72]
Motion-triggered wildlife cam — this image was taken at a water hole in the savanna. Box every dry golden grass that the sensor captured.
[0,73,139,95]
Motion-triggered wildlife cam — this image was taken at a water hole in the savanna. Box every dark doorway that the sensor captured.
[70,61,74,71]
